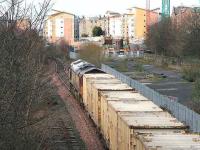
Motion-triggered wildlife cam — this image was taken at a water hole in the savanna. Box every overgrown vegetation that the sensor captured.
[0,0,55,149]
[145,13,200,59]
[78,43,105,67]
[145,10,200,112]
[182,65,200,82]
[189,79,200,113]
[135,63,144,72]
[44,44,69,63]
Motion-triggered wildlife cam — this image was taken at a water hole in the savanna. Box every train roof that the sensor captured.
[92,83,133,91]
[118,111,186,129]
[71,60,104,76]
[78,66,104,77]
[101,91,149,101]
[140,132,200,149]
[108,100,163,112]
[83,73,115,79]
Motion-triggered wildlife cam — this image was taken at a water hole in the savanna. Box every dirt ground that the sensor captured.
[29,62,105,150]
[52,73,105,150]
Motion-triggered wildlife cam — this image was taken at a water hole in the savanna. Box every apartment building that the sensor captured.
[124,7,160,43]
[108,15,123,38]
[122,10,135,43]
[79,16,108,38]
[44,10,79,44]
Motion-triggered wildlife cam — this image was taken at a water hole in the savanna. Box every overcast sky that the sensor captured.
[48,0,199,16]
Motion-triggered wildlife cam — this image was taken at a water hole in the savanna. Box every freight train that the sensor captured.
[68,59,200,150]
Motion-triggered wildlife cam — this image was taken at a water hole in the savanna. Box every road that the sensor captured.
[107,60,193,105]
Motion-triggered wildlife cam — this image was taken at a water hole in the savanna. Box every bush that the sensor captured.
[190,79,200,113]
[182,65,200,82]
[92,26,104,37]
[135,63,144,72]
[78,43,104,67]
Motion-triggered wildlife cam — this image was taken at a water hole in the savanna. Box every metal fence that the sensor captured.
[102,64,200,133]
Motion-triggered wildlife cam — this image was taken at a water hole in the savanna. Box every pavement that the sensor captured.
[141,65,193,104]
[108,60,193,105]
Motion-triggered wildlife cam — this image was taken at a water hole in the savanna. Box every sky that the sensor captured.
[49,0,199,16]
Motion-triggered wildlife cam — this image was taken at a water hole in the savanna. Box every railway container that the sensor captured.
[82,74,115,109]
[83,75,120,110]
[107,100,164,150]
[87,79,122,114]
[137,131,200,149]
[87,82,133,128]
[69,60,200,150]
[100,91,149,143]
[117,111,187,150]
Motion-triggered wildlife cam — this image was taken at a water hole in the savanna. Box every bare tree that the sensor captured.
[145,11,200,65]
[0,0,52,149]
[78,43,105,67]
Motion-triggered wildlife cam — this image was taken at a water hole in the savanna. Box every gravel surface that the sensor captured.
[52,74,105,150]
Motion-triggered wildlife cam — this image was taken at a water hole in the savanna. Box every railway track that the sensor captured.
[48,118,84,150]
[46,59,86,150]
[54,59,105,150]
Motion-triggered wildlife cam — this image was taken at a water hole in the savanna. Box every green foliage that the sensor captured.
[92,26,104,37]
[192,79,200,101]
[191,79,200,113]
[135,63,144,72]
[182,65,200,82]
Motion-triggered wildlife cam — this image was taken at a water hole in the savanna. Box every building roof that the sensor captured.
[48,9,75,18]
[127,7,160,14]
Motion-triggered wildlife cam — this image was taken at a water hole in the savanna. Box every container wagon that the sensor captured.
[68,60,200,150]
[69,59,104,102]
